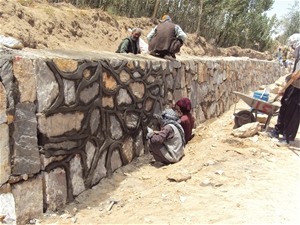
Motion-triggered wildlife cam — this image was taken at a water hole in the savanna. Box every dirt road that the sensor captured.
[36,98,300,225]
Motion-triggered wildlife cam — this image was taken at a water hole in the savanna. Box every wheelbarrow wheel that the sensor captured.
[234,110,255,128]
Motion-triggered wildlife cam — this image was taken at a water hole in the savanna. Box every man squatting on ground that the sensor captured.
[174,98,195,143]
[147,108,186,164]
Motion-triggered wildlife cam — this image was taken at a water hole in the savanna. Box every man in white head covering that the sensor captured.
[271,33,300,146]
[287,33,300,49]
[287,33,300,73]
[147,108,185,164]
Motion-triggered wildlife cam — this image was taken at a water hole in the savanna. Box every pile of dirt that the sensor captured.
[0,0,272,60]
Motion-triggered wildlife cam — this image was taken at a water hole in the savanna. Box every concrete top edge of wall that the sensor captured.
[0,47,273,63]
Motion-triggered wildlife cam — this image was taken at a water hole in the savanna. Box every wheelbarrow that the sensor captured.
[233,91,280,130]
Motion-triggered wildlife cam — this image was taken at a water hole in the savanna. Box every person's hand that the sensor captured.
[146,132,154,139]
[146,127,154,139]
[278,89,284,96]
[153,114,162,120]
[291,71,300,81]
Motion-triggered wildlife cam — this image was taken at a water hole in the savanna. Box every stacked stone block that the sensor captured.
[0,49,280,224]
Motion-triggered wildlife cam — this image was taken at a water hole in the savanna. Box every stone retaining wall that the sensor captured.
[0,49,280,224]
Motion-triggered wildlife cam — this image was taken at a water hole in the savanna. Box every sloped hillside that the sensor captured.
[0,0,270,59]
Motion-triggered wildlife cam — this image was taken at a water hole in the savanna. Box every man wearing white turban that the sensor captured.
[147,108,185,164]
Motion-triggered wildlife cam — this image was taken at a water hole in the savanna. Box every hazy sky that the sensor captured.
[267,0,297,18]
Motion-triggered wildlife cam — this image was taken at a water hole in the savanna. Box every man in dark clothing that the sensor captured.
[271,33,300,146]
[116,28,141,54]
[147,15,186,59]
[174,98,195,143]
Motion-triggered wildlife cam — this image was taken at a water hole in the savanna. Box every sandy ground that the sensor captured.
[1,1,298,224]
[36,98,300,225]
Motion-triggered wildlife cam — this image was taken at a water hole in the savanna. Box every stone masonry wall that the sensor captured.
[0,49,280,224]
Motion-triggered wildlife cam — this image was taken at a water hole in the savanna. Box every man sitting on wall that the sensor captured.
[116,28,142,54]
[147,15,186,59]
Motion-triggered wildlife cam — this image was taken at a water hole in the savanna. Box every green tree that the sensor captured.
[197,0,275,51]
[278,0,300,44]
[47,0,278,51]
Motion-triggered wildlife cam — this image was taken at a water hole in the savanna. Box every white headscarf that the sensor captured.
[287,33,300,49]
[161,108,186,145]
